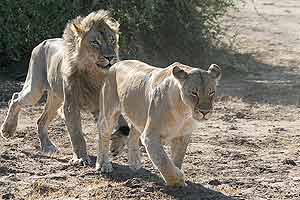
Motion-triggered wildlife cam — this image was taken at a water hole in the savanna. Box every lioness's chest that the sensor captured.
[160,116,197,141]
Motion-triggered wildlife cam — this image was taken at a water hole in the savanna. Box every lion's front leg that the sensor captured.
[63,81,90,166]
[170,135,190,169]
[96,115,116,173]
[141,128,186,187]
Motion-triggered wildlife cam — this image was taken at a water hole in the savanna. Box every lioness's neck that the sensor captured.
[165,75,193,119]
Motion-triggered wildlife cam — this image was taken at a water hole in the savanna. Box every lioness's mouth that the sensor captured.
[96,63,112,69]
[193,110,210,121]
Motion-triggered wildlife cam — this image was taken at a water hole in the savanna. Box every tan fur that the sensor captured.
[0,10,128,165]
[97,60,222,186]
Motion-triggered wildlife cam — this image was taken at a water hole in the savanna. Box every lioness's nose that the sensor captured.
[104,56,114,61]
[200,111,210,116]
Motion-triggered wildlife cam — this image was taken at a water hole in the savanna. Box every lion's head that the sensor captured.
[63,10,120,74]
[172,63,222,121]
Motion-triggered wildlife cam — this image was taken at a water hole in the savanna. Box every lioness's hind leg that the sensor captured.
[128,127,143,171]
[37,92,62,153]
[1,84,44,138]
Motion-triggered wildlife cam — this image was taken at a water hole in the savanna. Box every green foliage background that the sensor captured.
[0,0,236,74]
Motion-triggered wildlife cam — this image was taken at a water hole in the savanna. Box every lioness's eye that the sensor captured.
[191,91,198,97]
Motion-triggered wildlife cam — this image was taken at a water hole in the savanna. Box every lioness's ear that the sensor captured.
[72,23,85,35]
[172,66,188,81]
[208,64,222,81]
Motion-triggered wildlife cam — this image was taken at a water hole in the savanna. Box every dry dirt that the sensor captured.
[1,0,300,199]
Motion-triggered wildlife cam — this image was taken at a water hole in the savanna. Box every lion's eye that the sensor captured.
[111,37,116,44]
[90,40,100,47]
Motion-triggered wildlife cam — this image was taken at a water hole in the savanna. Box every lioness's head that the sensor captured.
[63,10,120,70]
[172,63,222,121]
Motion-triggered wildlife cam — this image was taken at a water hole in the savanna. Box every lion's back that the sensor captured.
[28,38,64,95]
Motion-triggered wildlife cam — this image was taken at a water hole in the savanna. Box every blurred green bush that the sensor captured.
[0,0,236,73]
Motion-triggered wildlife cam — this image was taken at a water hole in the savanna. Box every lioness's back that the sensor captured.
[112,60,156,82]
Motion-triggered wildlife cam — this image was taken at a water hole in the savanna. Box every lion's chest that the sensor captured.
[78,71,104,112]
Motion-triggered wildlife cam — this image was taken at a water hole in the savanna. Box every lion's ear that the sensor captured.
[208,64,222,81]
[72,23,85,35]
[172,66,188,81]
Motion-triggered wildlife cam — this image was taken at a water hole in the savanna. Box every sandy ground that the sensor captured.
[1,0,300,199]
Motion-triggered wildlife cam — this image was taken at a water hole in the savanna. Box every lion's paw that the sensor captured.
[41,142,59,154]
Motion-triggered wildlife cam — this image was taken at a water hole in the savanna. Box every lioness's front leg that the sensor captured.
[63,80,90,165]
[141,126,185,187]
[170,135,190,169]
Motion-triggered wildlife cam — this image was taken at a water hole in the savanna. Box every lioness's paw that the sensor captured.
[69,155,91,166]
[166,168,186,187]
[96,161,113,173]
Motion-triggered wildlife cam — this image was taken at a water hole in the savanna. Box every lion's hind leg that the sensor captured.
[37,92,62,153]
[1,93,22,138]
[1,44,47,139]
[1,82,44,139]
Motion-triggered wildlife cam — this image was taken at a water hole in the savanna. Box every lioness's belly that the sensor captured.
[118,77,151,132]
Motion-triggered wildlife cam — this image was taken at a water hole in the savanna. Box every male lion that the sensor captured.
[0,10,129,165]
[97,60,222,186]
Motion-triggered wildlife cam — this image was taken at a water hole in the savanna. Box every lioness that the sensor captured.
[97,60,222,186]
[0,10,129,165]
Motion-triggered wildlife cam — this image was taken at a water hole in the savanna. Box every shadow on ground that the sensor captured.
[87,156,236,200]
